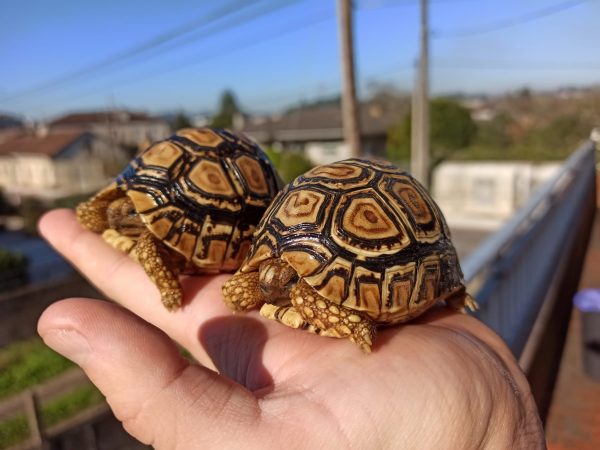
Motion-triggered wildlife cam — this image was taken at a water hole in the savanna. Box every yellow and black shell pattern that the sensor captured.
[116,128,282,271]
[239,158,465,324]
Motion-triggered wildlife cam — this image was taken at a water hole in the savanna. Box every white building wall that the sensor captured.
[0,136,125,201]
[0,157,16,189]
[305,141,350,166]
[13,154,56,188]
[91,122,170,147]
[433,161,560,230]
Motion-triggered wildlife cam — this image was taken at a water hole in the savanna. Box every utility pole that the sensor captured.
[411,0,430,188]
[337,0,361,157]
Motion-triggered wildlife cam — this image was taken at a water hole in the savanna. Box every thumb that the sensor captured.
[38,299,260,448]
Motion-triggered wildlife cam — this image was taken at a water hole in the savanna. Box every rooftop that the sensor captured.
[50,110,166,127]
[0,131,88,157]
[242,96,409,142]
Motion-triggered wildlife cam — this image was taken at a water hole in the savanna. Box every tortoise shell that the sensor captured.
[115,128,282,271]
[237,158,465,323]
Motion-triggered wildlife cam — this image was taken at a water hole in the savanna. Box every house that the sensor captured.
[50,110,171,149]
[239,95,409,165]
[0,113,24,144]
[432,161,560,230]
[0,130,128,203]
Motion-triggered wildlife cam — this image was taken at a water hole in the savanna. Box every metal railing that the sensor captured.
[462,139,597,359]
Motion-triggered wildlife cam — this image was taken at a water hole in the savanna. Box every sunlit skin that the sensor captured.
[77,192,185,310]
[37,209,545,449]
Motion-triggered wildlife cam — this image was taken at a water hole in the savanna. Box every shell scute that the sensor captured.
[116,128,281,270]
[243,158,465,324]
[331,190,410,257]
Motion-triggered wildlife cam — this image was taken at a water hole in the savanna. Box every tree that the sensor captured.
[19,197,46,235]
[171,112,192,131]
[0,189,16,215]
[210,90,241,129]
[0,249,28,291]
[511,113,592,160]
[387,97,477,165]
[386,117,411,162]
[263,147,313,183]
[474,113,515,150]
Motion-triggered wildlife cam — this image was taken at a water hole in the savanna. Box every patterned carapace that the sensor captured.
[113,128,282,271]
[237,158,465,323]
[77,127,283,311]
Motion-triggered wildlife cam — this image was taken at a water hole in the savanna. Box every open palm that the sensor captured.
[38,209,544,449]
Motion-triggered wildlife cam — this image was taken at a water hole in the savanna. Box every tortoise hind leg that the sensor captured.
[446,289,479,313]
[134,230,182,311]
[290,280,376,353]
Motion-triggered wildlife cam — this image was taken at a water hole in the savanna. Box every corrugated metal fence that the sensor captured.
[463,139,597,358]
[461,138,597,421]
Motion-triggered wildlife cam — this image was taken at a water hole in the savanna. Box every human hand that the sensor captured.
[37,209,544,449]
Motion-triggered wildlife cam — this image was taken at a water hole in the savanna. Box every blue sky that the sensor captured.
[1,0,599,119]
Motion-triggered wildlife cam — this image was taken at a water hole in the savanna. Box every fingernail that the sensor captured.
[41,329,91,366]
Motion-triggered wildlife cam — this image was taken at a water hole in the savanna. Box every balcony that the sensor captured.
[0,139,597,449]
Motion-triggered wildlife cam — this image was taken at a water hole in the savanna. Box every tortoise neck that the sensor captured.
[107,196,146,238]
[258,259,299,304]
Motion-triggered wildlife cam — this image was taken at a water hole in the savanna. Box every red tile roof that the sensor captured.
[0,131,87,157]
[50,110,164,127]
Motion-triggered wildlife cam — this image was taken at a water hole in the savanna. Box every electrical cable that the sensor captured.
[433,0,589,38]
[1,0,301,103]
[52,8,334,107]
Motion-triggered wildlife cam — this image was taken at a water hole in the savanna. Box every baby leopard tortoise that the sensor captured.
[222,158,477,352]
[77,128,282,310]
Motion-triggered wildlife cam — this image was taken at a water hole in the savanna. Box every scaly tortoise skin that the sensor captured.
[77,128,282,310]
[222,158,477,352]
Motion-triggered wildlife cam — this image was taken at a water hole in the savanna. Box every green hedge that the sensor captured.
[0,250,28,291]
[263,148,314,183]
[0,338,74,399]
[0,384,105,449]
[0,415,28,449]
[0,337,105,449]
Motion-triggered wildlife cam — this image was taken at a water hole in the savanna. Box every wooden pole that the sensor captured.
[337,0,361,157]
[23,391,45,449]
[411,0,430,187]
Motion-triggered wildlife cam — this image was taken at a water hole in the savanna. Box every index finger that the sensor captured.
[38,209,233,355]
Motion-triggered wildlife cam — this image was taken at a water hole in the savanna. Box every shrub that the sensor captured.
[0,250,28,291]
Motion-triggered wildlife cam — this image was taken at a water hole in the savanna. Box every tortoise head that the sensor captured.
[106,196,146,237]
[258,259,299,304]
[76,183,145,238]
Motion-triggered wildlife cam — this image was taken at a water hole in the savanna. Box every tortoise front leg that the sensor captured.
[134,230,182,311]
[259,303,306,329]
[76,183,122,233]
[290,280,377,353]
[221,271,264,311]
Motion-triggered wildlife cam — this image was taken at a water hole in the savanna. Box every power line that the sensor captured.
[46,9,334,107]
[375,59,600,75]
[1,0,259,101]
[4,0,478,106]
[433,0,589,38]
[433,60,600,70]
[358,0,477,8]
[5,0,598,115]
[1,0,300,103]
[4,0,420,108]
